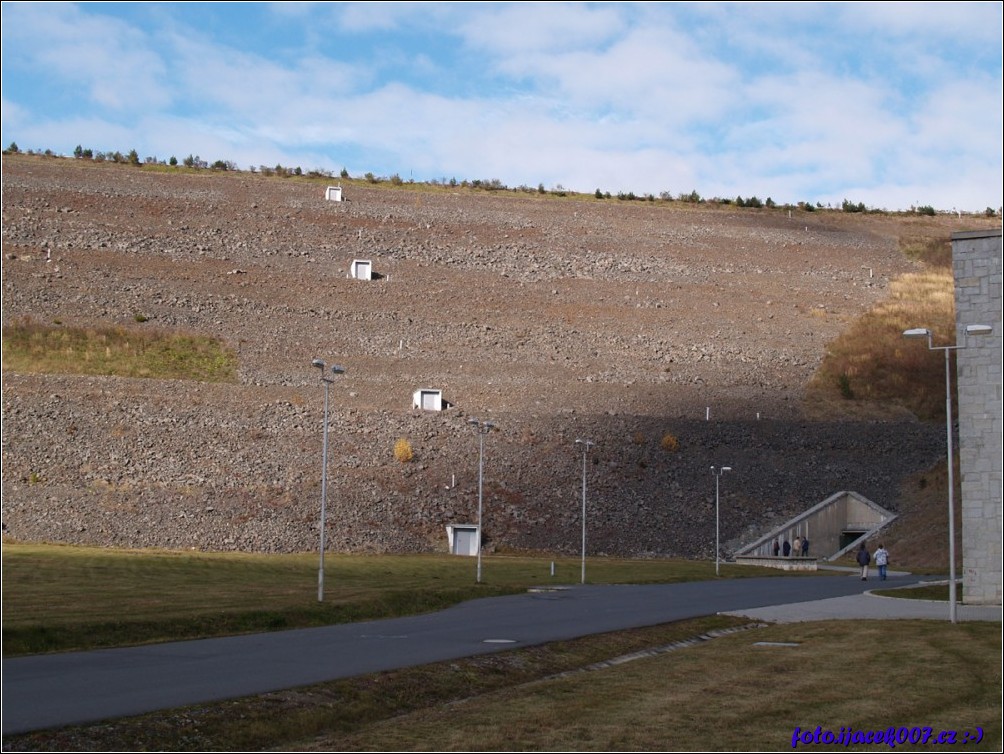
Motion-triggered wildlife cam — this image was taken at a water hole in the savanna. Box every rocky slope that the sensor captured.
[2,155,974,558]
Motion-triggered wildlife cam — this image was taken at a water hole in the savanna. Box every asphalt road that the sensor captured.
[1,573,930,735]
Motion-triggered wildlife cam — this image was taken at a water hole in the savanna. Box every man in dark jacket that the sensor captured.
[856,542,871,580]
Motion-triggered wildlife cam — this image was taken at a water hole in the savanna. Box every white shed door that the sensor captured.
[454,528,477,556]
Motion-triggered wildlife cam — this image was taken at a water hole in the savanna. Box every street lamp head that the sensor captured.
[311,358,325,369]
[576,438,594,448]
[903,328,931,339]
[468,418,495,432]
[965,324,993,336]
[330,365,346,375]
[722,466,732,473]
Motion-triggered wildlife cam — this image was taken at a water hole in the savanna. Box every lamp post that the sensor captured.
[312,358,345,602]
[468,418,495,584]
[903,324,991,623]
[711,465,732,576]
[575,439,594,584]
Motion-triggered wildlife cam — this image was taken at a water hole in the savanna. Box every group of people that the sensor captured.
[772,536,809,557]
[770,537,891,581]
[857,542,890,581]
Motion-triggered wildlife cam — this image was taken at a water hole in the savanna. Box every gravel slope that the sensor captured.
[2,156,964,557]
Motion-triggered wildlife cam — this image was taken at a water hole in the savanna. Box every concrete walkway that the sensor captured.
[723,571,1004,623]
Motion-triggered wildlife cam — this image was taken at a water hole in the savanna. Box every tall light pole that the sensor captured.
[575,439,594,584]
[903,324,991,623]
[711,465,732,576]
[312,358,345,602]
[468,418,495,584]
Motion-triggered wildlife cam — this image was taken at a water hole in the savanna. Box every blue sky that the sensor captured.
[2,2,1001,211]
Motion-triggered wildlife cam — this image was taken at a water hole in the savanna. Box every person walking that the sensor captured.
[856,542,871,580]
[792,536,802,557]
[801,536,809,556]
[874,544,889,581]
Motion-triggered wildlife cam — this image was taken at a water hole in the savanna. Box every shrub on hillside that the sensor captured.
[394,438,414,463]
[660,433,680,452]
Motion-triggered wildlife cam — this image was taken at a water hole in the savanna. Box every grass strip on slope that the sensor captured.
[1,318,237,381]
[1,543,783,655]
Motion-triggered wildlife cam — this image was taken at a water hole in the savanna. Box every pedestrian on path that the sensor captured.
[856,542,871,580]
[874,544,889,580]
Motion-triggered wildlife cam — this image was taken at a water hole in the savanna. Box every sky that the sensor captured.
[2,1,1001,212]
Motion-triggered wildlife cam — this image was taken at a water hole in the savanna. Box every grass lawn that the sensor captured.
[2,542,780,655]
[3,544,998,752]
[873,584,959,601]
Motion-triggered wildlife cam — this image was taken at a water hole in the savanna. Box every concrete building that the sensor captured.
[953,229,1002,605]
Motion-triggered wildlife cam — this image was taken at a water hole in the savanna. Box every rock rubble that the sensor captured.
[2,156,951,557]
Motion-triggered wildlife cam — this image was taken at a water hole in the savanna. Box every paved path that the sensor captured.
[2,572,998,736]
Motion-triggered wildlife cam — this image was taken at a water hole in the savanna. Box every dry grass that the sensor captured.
[297,620,1000,752]
[805,270,956,421]
[870,457,965,572]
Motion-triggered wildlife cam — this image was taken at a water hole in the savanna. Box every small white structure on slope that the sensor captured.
[413,388,443,411]
[325,186,343,202]
[446,524,479,556]
[350,259,372,280]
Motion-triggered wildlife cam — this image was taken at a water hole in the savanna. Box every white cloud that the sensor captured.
[493,24,739,128]
[457,2,624,55]
[835,1,1003,42]
[0,97,29,134]
[334,1,457,33]
[2,3,170,111]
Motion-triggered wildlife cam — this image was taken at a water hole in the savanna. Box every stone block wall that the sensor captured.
[953,229,1002,605]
